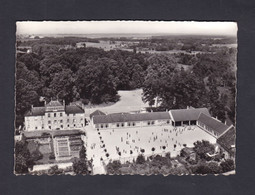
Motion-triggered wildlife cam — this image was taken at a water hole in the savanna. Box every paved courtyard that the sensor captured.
[85,124,216,174]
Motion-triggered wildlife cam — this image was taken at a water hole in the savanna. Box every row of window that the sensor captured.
[97,120,170,129]
[47,113,77,117]
[48,118,83,124]
[198,121,218,137]
[33,123,83,130]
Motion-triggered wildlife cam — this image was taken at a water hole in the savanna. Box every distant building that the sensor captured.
[17,46,32,53]
[24,100,85,131]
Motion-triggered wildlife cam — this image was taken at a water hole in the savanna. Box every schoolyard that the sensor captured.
[85,124,216,174]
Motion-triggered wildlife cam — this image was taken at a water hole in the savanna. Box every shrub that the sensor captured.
[49,152,55,160]
[136,155,146,164]
[30,149,43,162]
[220,159,235,173]
[106,160,121,174]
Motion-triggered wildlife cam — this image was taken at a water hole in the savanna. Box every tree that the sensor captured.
[48,165,64,175]
[220,159,235,173]
[79,145,86,160]
[193,140,215,160]
[73,158,89,175]
[15,141,33,174]
[136,154,146,164]
[106,160,121,174]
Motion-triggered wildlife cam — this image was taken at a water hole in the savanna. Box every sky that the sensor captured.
[16,21,237,36]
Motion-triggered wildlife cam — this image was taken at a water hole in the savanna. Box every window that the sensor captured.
[48,121,51,124]
[60,113,63,117]
[49,126,51,129]
[121,123,124,127]
[60,120,63,123]
[148,121,150,125]
[167,120,170,124]
[67,113,69,117]
[101,124,103,128]
[73,113,76,116]
[128,123,131,126]
[54,113,56,117]
[60,125,63,128]
[74,124,76,127]
[42,125,44,129]
[133,122,135,126]
[117,123,119,127]
[35,126,38,130]
[152,121,155,125]
[105,124,108,128]
[67,124,69,127]
[48,113,50,117]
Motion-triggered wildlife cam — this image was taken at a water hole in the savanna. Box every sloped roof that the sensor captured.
[169,108,210,122]
[93,112,170,124]
[46,100,63,107]
[65,105,84,114]
[90,110,106,118]
[198,113,230,135]
[25,107,45,116]
[217,126,236,154]
[25,104,84,116]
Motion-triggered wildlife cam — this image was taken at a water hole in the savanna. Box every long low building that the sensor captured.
[91,107,234,139]
[197,113,232,138]
[92,112,171,129]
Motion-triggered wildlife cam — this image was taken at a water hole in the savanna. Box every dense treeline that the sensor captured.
[16,37,236,128]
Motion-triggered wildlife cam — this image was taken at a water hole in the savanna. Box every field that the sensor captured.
[85,89,149,117]
[86,124,216,174]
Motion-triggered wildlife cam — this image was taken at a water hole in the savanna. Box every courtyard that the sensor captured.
[85,123,216,174]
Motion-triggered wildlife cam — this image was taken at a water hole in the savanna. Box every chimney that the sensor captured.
[225,120,227,125]
[63,100,65,106]
[44,100,46,106]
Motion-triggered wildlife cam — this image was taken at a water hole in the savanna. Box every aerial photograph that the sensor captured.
[15,21,237,175]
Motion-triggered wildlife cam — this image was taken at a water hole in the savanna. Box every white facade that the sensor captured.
[24,100,85,131]
[92,118,171,129]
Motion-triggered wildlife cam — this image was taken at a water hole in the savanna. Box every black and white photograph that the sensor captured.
[15,21,237,175]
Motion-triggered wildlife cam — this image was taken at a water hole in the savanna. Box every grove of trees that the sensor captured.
[16,36,237,128]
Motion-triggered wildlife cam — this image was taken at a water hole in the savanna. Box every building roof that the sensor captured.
[25,107,45,116]
[65,105,84,114]
[169,107,210,122]
[93,112,170,124]
[217,126,236,154]
[90,110,106,118]
[46,100,63,107]
[25,103,84,116]
[198,113,230,135]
